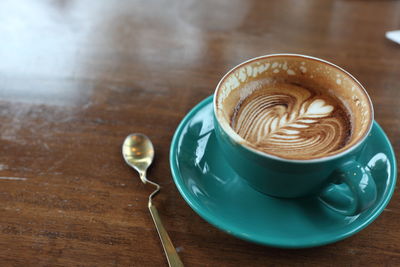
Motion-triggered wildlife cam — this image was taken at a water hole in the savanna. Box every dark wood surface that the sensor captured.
[0,0,399,266]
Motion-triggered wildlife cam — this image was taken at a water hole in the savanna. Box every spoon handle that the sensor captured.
[148,203,184,267]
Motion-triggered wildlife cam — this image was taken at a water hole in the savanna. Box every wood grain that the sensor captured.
[0,0,399,266]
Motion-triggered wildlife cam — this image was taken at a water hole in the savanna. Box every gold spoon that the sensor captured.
[122,133,184,267]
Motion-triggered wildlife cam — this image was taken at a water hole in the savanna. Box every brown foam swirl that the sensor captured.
[231,83,351,159]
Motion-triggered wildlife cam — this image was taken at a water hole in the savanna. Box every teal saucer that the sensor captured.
[170,96,397,248]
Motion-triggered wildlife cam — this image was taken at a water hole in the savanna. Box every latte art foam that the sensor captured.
[231,83,351,159]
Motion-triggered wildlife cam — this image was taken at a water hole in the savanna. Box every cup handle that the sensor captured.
[318,160,377,216]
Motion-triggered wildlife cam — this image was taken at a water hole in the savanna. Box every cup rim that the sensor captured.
[213,53,374,163]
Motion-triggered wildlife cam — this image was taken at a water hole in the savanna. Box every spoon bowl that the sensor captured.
[123,134,154,183]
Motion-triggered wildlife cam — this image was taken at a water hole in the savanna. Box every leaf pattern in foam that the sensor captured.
[258,99,334,143]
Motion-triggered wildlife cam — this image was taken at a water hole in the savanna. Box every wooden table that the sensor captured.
[0,0,399,266]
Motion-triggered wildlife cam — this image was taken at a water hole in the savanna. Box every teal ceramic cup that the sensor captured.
[213,54,376,216]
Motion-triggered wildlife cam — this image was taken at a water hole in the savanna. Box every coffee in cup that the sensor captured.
[216,55,372,161]
[231,81,352,160]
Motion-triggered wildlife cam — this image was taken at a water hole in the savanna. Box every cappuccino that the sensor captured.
[215,55,373,161]
[231,81,351,159]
